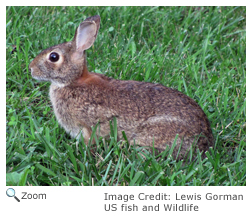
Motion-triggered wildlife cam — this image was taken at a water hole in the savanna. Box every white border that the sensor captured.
[3,2,250,217]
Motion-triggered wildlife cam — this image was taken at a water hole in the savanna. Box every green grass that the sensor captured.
[6,6,246,186]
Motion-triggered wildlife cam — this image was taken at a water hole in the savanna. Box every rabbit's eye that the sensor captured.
[49,52,60,62]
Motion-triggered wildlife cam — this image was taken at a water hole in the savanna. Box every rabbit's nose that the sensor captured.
[28,60,34,72]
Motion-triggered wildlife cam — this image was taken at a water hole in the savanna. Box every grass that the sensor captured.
[6,6,246,186]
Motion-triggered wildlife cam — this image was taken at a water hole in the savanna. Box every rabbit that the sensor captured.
[29,15,214,159]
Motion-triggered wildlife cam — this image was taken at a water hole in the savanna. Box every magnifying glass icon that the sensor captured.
[6,188,20,202]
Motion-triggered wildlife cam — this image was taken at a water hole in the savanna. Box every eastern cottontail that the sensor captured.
[29,15,214,159]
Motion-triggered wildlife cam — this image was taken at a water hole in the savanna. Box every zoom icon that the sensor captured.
[6,188,20,202]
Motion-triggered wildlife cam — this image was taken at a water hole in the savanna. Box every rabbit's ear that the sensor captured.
[74,15,100,51]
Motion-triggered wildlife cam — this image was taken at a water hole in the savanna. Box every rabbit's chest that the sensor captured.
[49,85,80,133]
[49,84,115,126]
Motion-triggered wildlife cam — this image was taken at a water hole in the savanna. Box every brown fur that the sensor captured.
[29,15,214,159]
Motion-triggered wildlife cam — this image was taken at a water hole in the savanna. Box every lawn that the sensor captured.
[6,6,246,186]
